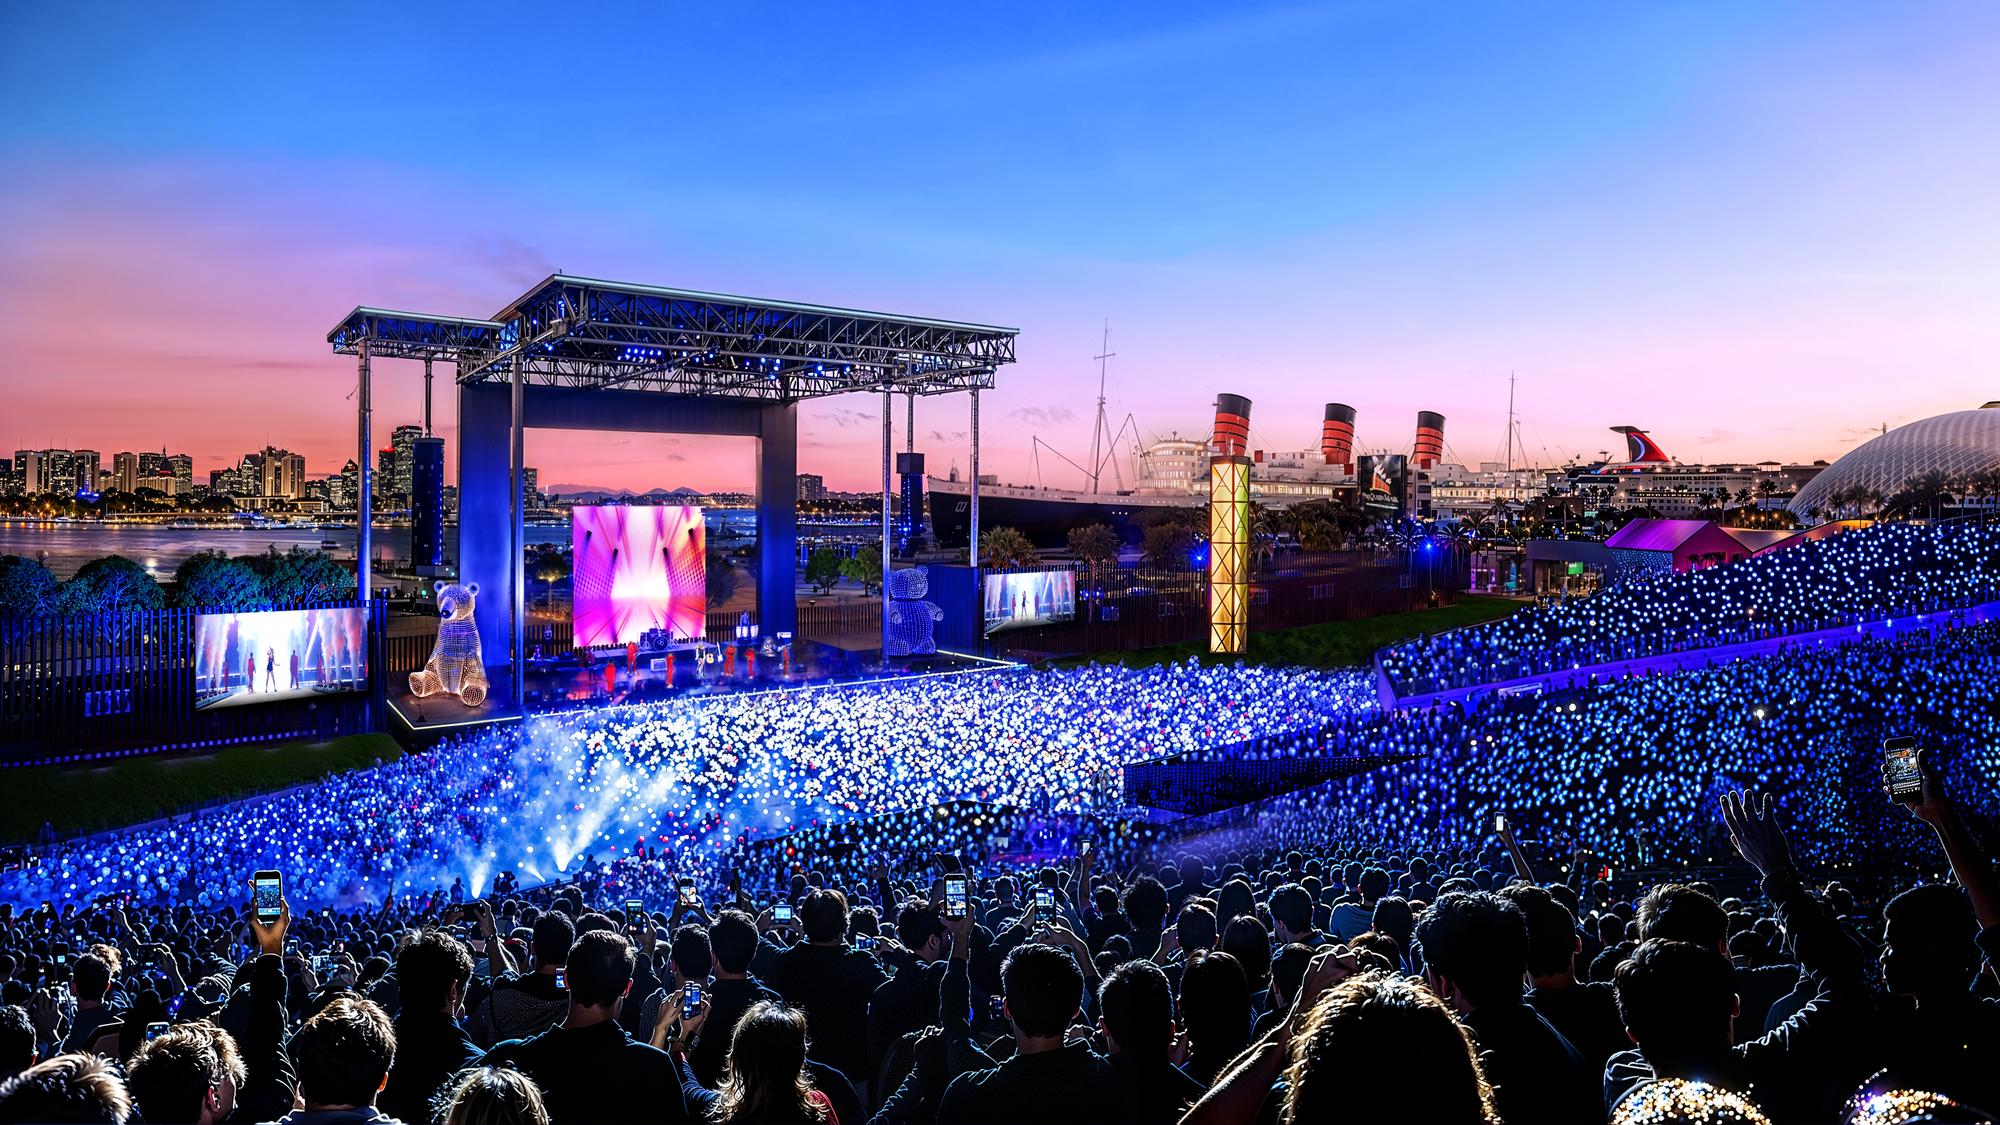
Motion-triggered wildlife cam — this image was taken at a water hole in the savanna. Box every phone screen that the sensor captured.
[1034,888,1055,921]
[625,899,645,922]
[145,1021,171,1040]
[1494,815,1507,833]
[252,872,283,922]
[944,875,969,918]
[554,969,567,990]
[1884,737,1922,800]
[774,904,793,923]
[678,883,698,907]
[683,982,702,1018]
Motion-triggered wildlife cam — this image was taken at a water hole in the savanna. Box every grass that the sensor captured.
[2,733,403,844]
[1045,594,1525,672]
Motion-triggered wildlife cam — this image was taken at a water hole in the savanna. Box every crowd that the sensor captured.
[1381,522,2000,694]
[0,746,1993,1124]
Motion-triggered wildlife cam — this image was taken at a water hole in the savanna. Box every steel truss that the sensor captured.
[329,275,1017,400]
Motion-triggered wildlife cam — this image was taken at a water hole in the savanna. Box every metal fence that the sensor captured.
[0,602,384,769]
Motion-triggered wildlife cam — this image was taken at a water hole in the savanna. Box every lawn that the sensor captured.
[1046,594,1524,672]
[2,733,403,844]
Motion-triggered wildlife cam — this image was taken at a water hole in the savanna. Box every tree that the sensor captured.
[55,555,165,615]
[840,546,883,595]
[0,555,59,617]
[172,551,266,610]
[1066,524,1120,594]
[1142,522,1193,570]
[979,526,1037,570]
[705,549,741,605]
[805,548,845,595]
[250,546,356,605]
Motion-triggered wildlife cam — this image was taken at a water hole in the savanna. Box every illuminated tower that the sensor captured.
[1208,393,1252,654]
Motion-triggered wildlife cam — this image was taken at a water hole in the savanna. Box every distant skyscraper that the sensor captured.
[256,447,304,500]
[411,436,446,571]
[167,454,193,491]
[390,424,422,498]
[137,451,162,479]
[72,451,100,496]
[797,473,825,502]
[523,466,539,508]
[113,452,140,494]
[335,459,360,509]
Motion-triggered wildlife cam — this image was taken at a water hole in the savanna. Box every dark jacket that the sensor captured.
[1462,999,1599,1124]
[1867,923,2000,1115]
[1526,980,1632,1073]
[1106,1052,1206,1124]
[482,1018,691,1124]
[765,942,889,1081]
[688,975,780,1089]
[867,958,948,1077]
[938,1042,1123,1124]
[378,1009,480,1125]
[466,969,567,1049]
[229,954,299,1125]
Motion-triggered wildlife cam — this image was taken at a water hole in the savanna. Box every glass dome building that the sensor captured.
[1790,403,2000,517]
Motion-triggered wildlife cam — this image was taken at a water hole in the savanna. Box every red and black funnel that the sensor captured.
[1414,411,1446,470]
[1321,403,1356,474]
[1211,394,1252,458]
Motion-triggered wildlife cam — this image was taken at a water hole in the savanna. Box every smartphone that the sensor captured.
[1034,888,1055,923]
[1884,736,1923,801]
[252,871,283,923]
[774,903,794,923]
[1079,836,1096,857]
[54,953,68,965]
[145,1021,171,1040]
[1495,815,1507,833]
[625,899,645,923]
[682,982,702,1018]
[989,994,1005,1021]
[944,875,969,919]
[856,934,876,950]
[678,881,698,907]
[167,995,183,1019]
[554,969,567,990]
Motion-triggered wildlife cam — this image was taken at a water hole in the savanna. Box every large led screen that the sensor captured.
[983,570,1076,635]
[195,607,369,710]
[573,506,707,647]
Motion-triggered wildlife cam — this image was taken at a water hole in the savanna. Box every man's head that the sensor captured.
[1613,939,1737,1064]
[395,929,473,1014]
[1175,904,1218,954]
[1357,867,1391,902]
[1414,892,1528,1012]
[1496,884,1581,981]
[1284,971,1494,1125]
[669,925,711,986]
[0,1005,32,1080]
[1097,960,1173,1059]
[896,902,947,961]
[567,930,636,1011]
[1881,884,1979,997]
[999,943,1084,1039]
[531,913,575,968]
[288,998,396,1111]
[1268,943,1318,1011]
[1120,877,1169,931]
[0,1053,131,1124]
[1636,884,1727,956]
[708,911,758,976]
[1268,884,1313,939]
[797,889,849,945]
[70,955,111,1004]
[125,1021,246,1125]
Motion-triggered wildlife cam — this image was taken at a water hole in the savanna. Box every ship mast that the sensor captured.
[1089,322,1115,495]
[1506,372,1515,473]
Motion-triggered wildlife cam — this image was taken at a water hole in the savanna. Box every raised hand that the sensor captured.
[1721,790,1796,878]
[1887,748,1952,825]
[246,893,291,957]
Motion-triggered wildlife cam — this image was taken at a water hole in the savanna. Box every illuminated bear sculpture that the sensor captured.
[884,565,943,657]
[411,581,489,706]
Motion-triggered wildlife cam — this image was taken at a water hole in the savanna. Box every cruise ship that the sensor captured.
[927,402,1447,548]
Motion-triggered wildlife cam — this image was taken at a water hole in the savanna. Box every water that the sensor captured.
[0,509,783,581]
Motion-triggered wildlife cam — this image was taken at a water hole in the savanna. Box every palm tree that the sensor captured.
[979,526,1038,569]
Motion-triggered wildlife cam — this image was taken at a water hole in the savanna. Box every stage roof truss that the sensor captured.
[330,275,1016,402]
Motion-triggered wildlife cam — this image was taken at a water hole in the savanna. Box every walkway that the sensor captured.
[1380,599,2000,710]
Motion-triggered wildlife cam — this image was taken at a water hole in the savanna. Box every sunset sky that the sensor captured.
[3,2,1997,493]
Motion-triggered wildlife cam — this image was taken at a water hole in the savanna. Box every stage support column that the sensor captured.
[1207,393,1253,654]
[357,340,372,605]
[510,355,525,709]
[422,357,433,435]
[755,401,797,642]
[881,385,893,649]
[969,388,980,562]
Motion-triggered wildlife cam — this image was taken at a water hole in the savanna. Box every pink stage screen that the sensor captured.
[572,506,707,647]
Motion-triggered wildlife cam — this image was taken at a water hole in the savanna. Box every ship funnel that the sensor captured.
[1321,403,1356,474]
[1211,394,1253,458]
[1414,411,1446,470]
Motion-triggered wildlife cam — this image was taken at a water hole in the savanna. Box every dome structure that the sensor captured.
[1790,405,2000,516]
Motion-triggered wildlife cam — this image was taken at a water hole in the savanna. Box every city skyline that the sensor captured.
[4,3,1998,493]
